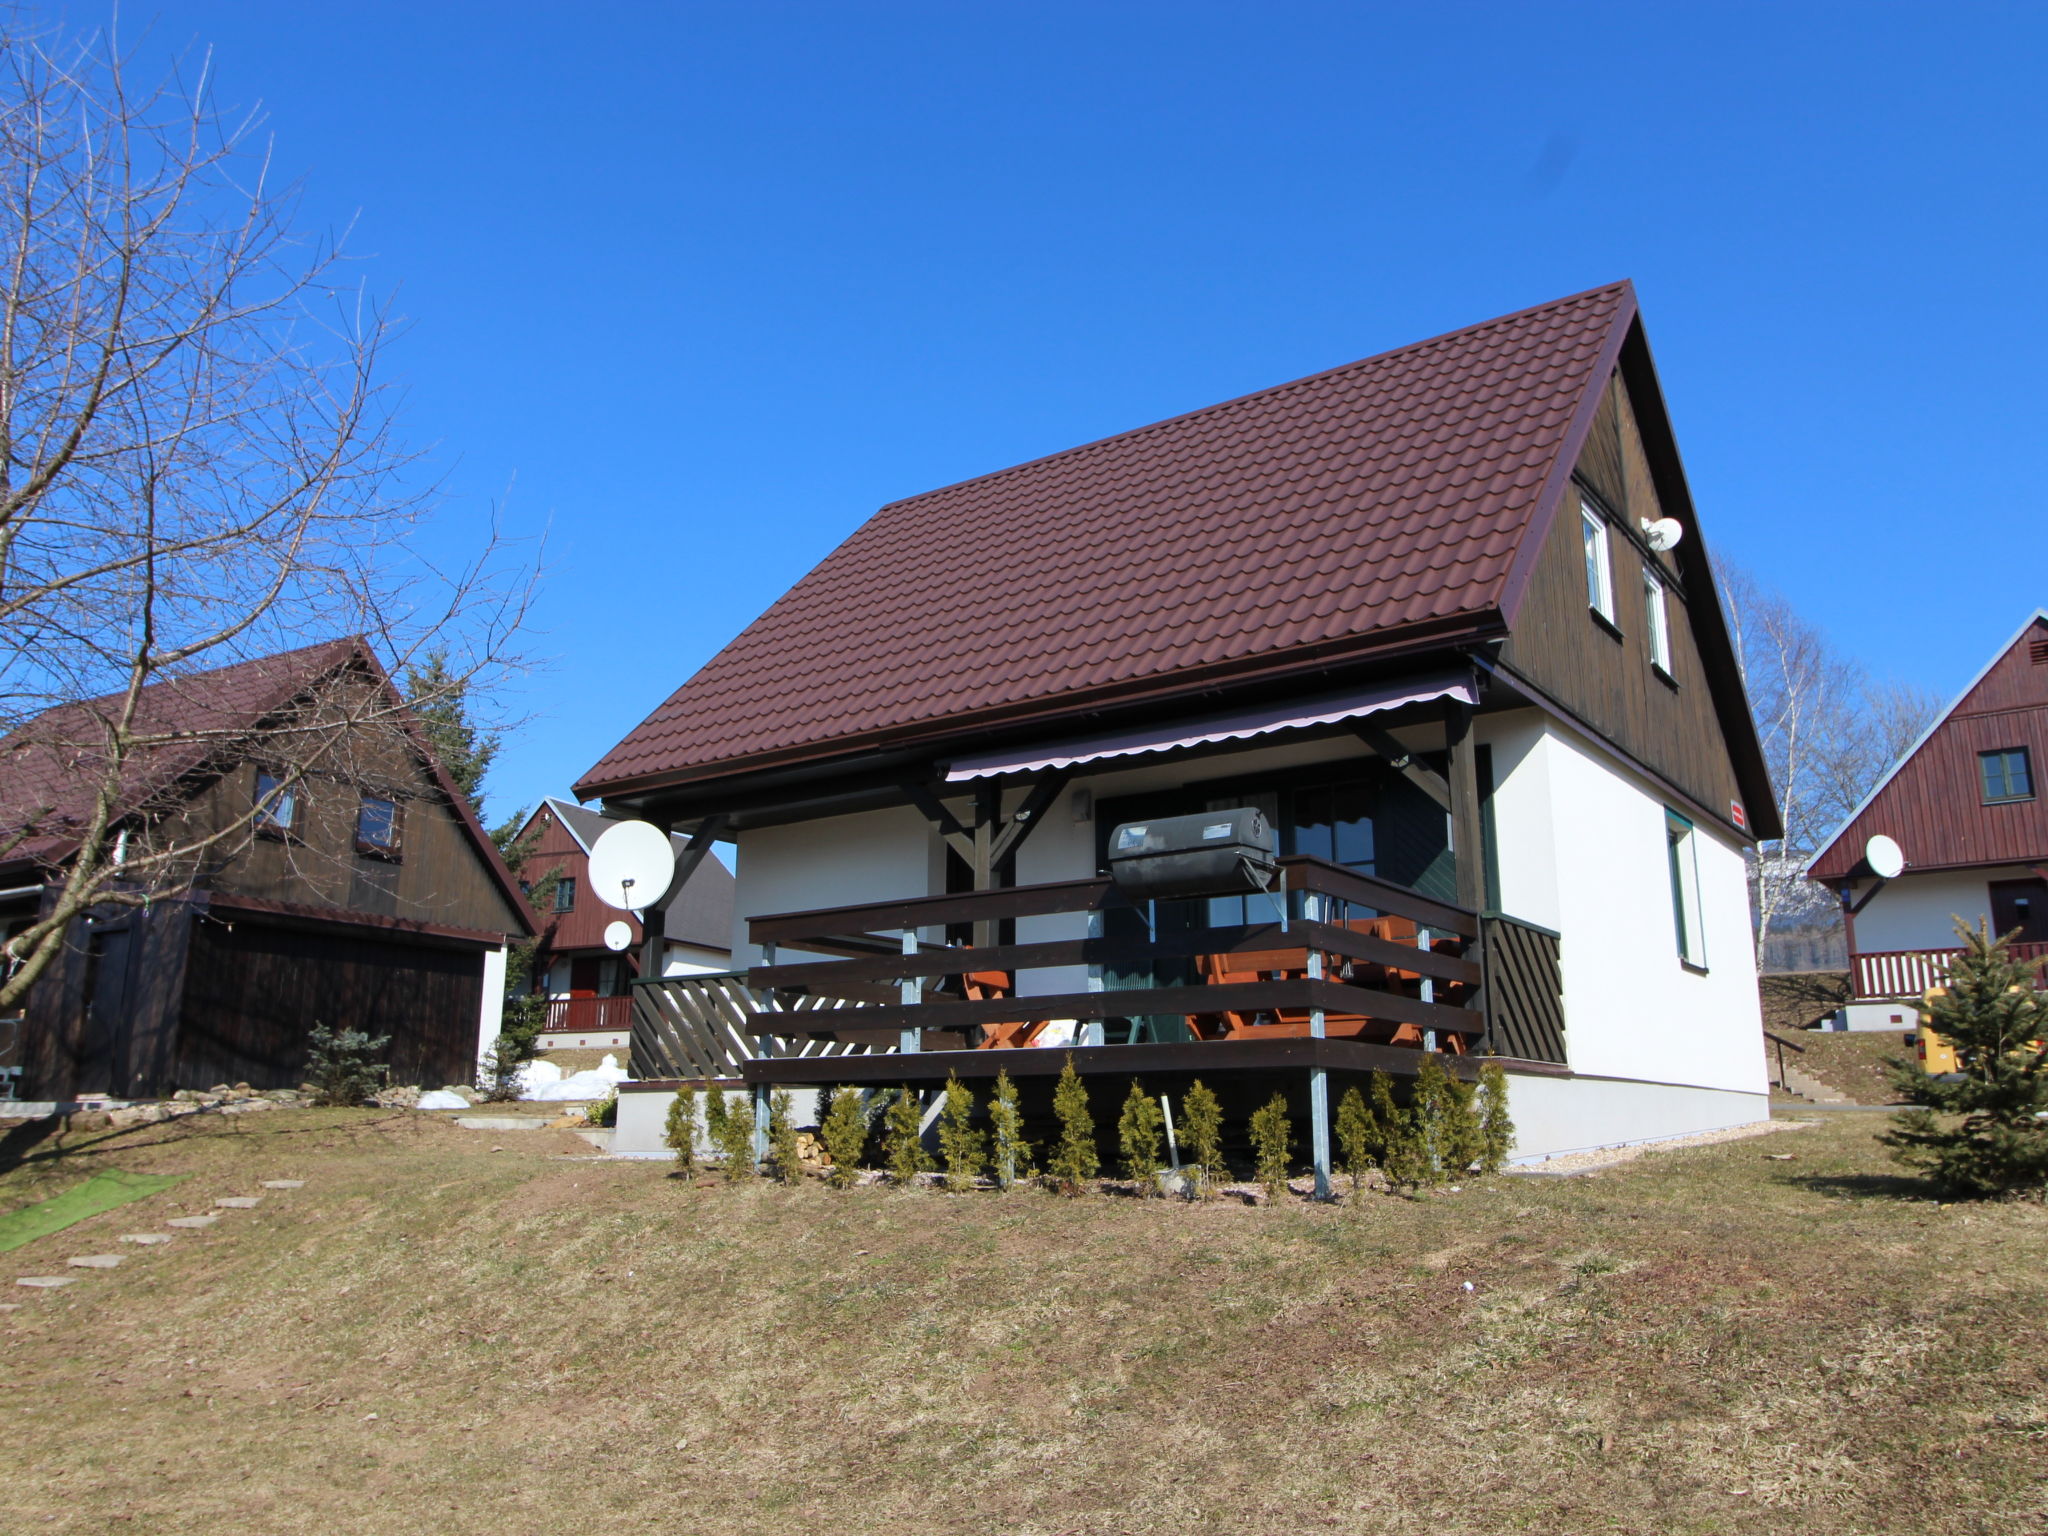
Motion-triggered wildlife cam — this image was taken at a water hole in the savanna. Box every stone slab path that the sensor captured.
[16,1275,78,1288]
[213,1196,262,1209]
[66,1254,122,1269]
[15,1180,304,1297]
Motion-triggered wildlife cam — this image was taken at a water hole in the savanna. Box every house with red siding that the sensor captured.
[506,798,733,1051]
[577,283,1782,1178]
[1808,611,2048,1027]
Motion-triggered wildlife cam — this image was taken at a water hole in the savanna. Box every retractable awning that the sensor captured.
[943,672,1476,782]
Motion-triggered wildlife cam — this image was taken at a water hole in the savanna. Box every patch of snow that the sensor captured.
[415,1089,469,1110]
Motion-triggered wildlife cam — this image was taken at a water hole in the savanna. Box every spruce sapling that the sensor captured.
[663,1083,699,1177]
[1334,1084,1376,1195]
[767,1089,804,1184]
[1248,1091,1292,1200]
[1883,918,2048,1199]
[1179,1079,1225,1195]
[1116,1078,1165,1193]
[819,1085,870,1189]
[936,1074,986,1192]
[883,1086,933,1186]
[989,1069,1030,1189]
[1048,1054,1099,1195]
[1475,1060,1514,1175]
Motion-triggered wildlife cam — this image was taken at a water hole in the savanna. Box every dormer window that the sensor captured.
[1980,747,2034,804]
[1581,502,1616,629]
[254,771,297,836]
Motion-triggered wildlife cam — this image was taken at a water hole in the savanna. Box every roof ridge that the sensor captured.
[872,281,1632,513]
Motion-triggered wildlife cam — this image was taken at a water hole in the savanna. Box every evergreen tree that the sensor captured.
[936,1074,986,1192]
[819,1085,870,1189]
[663,1084,699,1176]
[1334,1084,1376,1195]
[1116,1079,1165,1192]
[767,1090,804,1184]
[400,650,500,813]
[705,1088,755,1179]
[1048,1055,1099,1195]
[1415,1053,1482,1182]
[1883,918,2048,1199]
[988,1069,1030,1189]
[1248,1092,1292,1199]
[1370,1070,1427,1190]
[1179,1079,1225,1195]
[1476,1060,1515,1175]
[883,1087,932,1186]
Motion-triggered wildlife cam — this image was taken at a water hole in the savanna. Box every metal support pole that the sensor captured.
[1417,925,1437,1053]
[1309,1066,1331,1200]
[751,1083,769,1166]
[899,929,922,1054]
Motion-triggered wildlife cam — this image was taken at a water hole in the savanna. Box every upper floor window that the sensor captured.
[254,771,297,835]
[1665,808,1706,967]
[553,876,577,913]
[355,795,402,857]
[1643,566,1673,676]
[1980,747,2034,804]
[1581,502,1616,627]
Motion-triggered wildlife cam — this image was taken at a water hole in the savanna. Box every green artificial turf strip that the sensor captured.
[0,1169,187,1253]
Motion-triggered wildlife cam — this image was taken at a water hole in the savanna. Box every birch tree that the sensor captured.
[0,18,529,1012]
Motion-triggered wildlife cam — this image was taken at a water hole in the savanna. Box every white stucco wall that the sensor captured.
[1480,709,1766,1096]
[1849,865,2030,954]
[733,804,937,968]
[662,942,733,976]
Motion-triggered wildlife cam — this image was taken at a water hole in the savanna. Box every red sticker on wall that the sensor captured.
[1730,801,1748,831]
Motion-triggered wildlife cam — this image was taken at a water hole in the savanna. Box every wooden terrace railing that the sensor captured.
[742,855,1493,1052]
[542,995,635,1036]
[629,971,882,1082]
[1853,942,2048,1001]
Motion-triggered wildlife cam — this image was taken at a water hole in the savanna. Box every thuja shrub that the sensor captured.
[883,1086,932,1187]
[1179,1079,1225,1195]
[937,1073,986,1192]
[1476,1060,1514,1174]
[1117,1079,1165,1192]
[1048,1054,1099,1195]
[706,1089,756,1179]
[1334,1084,1376,1195]
[767,1089,804,1185]
[1413,1053,1484,1185]
[819,1085,870,1189]
[664,1084,699,1176]
[1248,1092,1292,1199]
[1371,1069,1427,1189]
[989,1069,1031,1189]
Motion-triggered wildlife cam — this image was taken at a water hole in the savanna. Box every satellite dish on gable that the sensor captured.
[1641,517,1685,552]
[1864,833,1905,880]
[603,920,633,953]
[588,819,675,913]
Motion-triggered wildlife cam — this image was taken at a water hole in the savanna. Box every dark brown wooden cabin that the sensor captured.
[0,640,534,1102]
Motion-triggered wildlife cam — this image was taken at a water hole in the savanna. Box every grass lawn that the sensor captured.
[0,1107,2042,1535]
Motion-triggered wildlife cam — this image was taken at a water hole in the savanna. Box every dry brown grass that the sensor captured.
[0,1106,2043,1535]
[1788,1030,1917,1105]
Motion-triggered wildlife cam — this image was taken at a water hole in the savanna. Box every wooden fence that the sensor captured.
[629,972,880,1081]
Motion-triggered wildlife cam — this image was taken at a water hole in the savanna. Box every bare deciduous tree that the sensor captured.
[1721,564,1939,962]
[0,18,530,1012]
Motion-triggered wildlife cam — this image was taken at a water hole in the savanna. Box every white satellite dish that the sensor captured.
[1641,517,1685,552]
[587,819,675,913]
[603,920,633,953]
[1864,833,1905,880]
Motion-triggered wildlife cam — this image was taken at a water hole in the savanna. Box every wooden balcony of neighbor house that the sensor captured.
[648,855,1570,1087]
[542,994,636,1037]
[1852,942,2048,1002]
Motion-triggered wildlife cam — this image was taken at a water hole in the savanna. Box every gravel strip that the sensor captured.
[1507,1117,1813,1177]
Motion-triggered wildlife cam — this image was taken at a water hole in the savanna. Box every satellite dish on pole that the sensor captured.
[1864,833,1905,880]
[603,920,633,953]
[1640,517,1685,552]
[588,820,675,913]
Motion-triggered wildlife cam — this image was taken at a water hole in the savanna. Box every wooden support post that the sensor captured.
[1443,698,1486,914]
[898,928,922,1054]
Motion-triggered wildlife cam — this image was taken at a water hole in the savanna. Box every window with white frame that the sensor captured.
[1581,502,1615,626]
[1644,566,1673,675]
[1665,809,1706,966]
[254,770,297,835]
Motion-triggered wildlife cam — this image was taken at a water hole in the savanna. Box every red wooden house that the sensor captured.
[1809,611,2048,1025]
[507,798,734,1050]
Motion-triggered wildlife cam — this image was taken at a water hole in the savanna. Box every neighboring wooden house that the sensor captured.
[1808,611,2048,1028]
[0,640,534,1102]
[505,797,734,1050]
[579,282,1779,1174]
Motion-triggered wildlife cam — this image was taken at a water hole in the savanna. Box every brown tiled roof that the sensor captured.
[579,282,1635,796]
[1,639,363,865]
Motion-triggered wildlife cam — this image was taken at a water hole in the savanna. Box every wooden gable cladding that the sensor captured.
[518,803,629,954]
[1495,364,1747,834]
[1809,614,2048,880]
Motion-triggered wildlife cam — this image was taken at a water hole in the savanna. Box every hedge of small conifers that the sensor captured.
[663,1053,1513,1200]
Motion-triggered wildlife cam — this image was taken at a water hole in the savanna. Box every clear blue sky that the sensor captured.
[139,1,2046,823]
